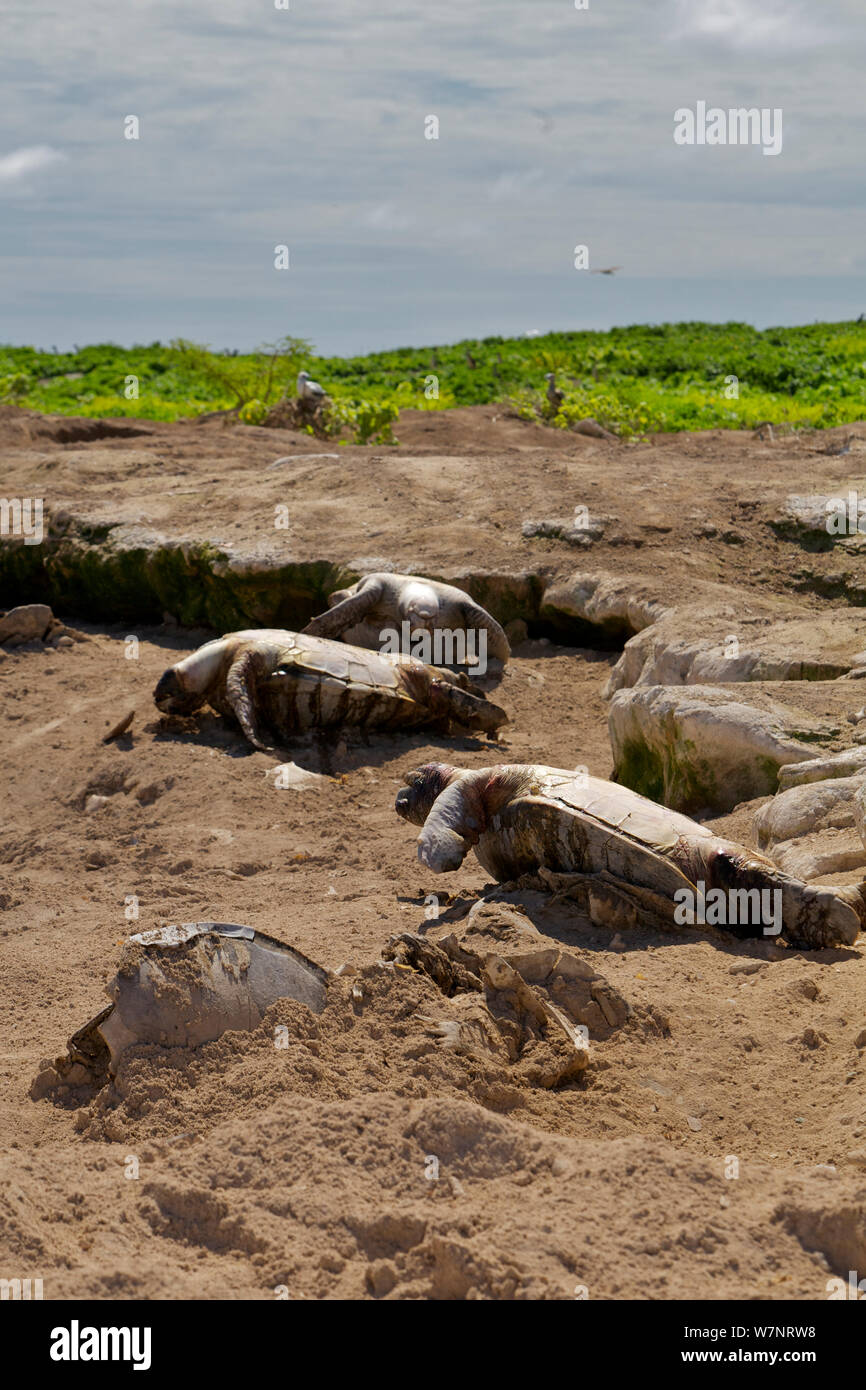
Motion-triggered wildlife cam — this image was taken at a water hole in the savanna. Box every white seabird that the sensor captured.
[297,370,327,401]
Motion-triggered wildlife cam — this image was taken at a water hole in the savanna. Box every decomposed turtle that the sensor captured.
[303,572,511,666]
[395,763,865,950]
[154,630,507,751]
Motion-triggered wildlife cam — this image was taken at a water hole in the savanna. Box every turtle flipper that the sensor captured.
[225,651,274,752]
[434,679,507,735]
[697,842,861,949]
[302,579,383,639]
[459,600,511,664]
[417,776,484,872]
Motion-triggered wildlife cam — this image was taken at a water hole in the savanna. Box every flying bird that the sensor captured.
[297,370,327,401]
[591,267,622,276]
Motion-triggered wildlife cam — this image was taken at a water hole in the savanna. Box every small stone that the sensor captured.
[318,1252,345,1274]
[687,1116,703,1132]
[55,635,74,648]
[366,1260,397,1297]
[854,1028,866,1049]
[550,1156,571,1177]
[84,795,110,814]
[29,1067,60,1100]
[0,603,52,644]
[103,710,134,743]
[265,762,329,790]
[608,933,627,952]
[729,961,764,976]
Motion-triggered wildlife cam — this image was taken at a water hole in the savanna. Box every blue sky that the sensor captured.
[1,0,864,355]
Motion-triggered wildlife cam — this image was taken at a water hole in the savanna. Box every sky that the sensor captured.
[1,0,864,356]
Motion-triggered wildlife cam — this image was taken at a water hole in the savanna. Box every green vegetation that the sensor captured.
[1,320,864,439]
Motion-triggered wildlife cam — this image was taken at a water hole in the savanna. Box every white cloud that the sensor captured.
[668,0,829,50]
[0,0,862,349]
[363,203,414,232]
[0,145,65,184]
[487,170,543,202]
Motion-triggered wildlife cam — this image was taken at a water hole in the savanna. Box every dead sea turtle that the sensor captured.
[395,763,864,949]
[154,630,506,751]
[303,573,511,666]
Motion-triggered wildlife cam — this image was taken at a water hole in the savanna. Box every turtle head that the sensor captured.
[399,581,440,632]
[395,762,457,825]
[153,666,202,715]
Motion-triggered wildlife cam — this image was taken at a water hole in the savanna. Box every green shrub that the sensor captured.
[1,320,864,436]
[0,371,31,402]
[238,398,268,425]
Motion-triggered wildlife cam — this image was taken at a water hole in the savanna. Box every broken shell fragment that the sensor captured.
[60,922,329,1086]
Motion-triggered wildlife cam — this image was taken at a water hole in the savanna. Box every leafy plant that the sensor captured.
[326,398,399,444]
[1,319,864,436]
[238,398,268,426]
[0,371,31,402]
[168,336,312,411]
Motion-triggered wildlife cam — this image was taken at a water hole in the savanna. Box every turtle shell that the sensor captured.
[253,633,432,731]
[533,770,714,852]
[475,767,699,899]
[273,633,412,689]
[226,630,427,691]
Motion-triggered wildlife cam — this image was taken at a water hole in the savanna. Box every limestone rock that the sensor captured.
[539,571,866,696]
[522,515,609,547]
[609,681,858,814]
[0,603,53,644]
[753,775,866,880]
[540,571,670,647]
[779,747,866,789]
[770,491,866,551]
